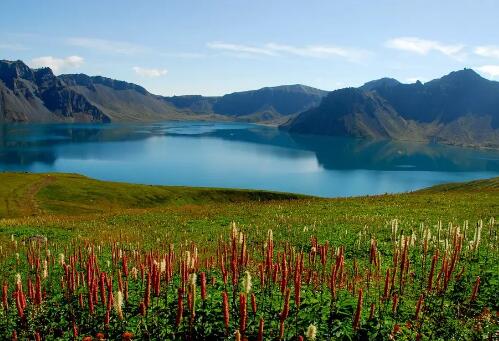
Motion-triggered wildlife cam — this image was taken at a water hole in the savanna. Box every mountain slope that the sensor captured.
[0,59,328,123]
[4,58,499,148]
[283,87,434,140]
[162,95,218,115]
[0,172,304,217]
[0,172,496,223]
[212,84,327,117]
[360,77,401,91]
[366,69,499,127]
[59,74,194,121]
[283,69,499,148]
[0,60,109,123]
[0,60,200,122]
[163,84,328,122]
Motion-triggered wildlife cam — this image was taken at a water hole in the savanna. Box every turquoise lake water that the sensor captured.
[1,122,498,197]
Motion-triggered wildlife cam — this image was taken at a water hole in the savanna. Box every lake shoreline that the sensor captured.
[1,122,498,197]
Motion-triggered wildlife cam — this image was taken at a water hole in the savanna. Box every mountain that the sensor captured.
[212,85,327,118]
[283,69,499,148]
[360,77,401,91]
[282,87,432,140]
[163,84,327,123]
[0,60,185,123]
[162,95,218,115]
[362,69,499,127]
[4,59,498,148]
[0,60,109,122]
[58,73,198,122]
[0,59,327,123]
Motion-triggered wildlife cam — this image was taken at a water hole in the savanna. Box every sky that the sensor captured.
[1,0,499,96]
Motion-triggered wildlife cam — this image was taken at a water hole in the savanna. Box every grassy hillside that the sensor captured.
[0,173,497,339]
[0,172,497,246]
[0,172,304,218]
[418,176,499,193]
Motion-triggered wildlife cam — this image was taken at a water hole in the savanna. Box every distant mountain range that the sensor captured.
[283,69,499,148]
[0,59,326,124]
[1,59,499,148]
[165,85,327,123]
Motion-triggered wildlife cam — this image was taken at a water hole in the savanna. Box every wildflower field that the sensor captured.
[0,173,497,340]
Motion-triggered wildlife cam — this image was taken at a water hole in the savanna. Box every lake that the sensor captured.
[1,121,498,197]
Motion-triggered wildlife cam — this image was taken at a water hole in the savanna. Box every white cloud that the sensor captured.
[133,66,168,77]
[206,42,277,56]
[30,55,84,73]
[207,41,369,62]
[67,37,145,55]
[266,43,368,61]
[385,37,465,58]
[476,65,499,78]
[474,46,499,59]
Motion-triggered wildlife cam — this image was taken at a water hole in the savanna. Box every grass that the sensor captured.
[0,173,499,248]
[0,172,304,218]
[0,172,497,339]
[0,172,497,247]
[418,176,499,193]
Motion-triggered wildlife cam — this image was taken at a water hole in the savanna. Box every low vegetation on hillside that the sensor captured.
[0,173,497,340]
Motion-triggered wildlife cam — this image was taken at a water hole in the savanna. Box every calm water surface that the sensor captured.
[1,122,498,197]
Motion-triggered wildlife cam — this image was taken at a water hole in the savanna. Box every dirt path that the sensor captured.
[23,175,56,215]
[3,175,56,217]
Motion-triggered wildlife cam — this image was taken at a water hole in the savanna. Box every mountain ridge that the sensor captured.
[2,59,499,148]
[0,59,327,124]
[283,68,499,148]
[161,83,327,122]
[0,60,109,123]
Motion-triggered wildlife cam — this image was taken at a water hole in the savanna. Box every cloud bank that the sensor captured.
[474,46,499,59]
[207,42,369,62]
[385,37,464,58]
[30,55,84,72]
[476,65,499,78]
[133,66,168,77]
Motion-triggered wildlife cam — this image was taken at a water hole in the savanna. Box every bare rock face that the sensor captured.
[0,60,109,122]
[0,59,328,124]
[283,69,499,148]
[2,58,499,148]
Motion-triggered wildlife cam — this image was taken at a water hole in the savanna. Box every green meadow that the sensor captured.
[0,172,497,340]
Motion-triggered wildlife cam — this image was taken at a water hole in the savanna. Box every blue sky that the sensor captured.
[1,0,499,96]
